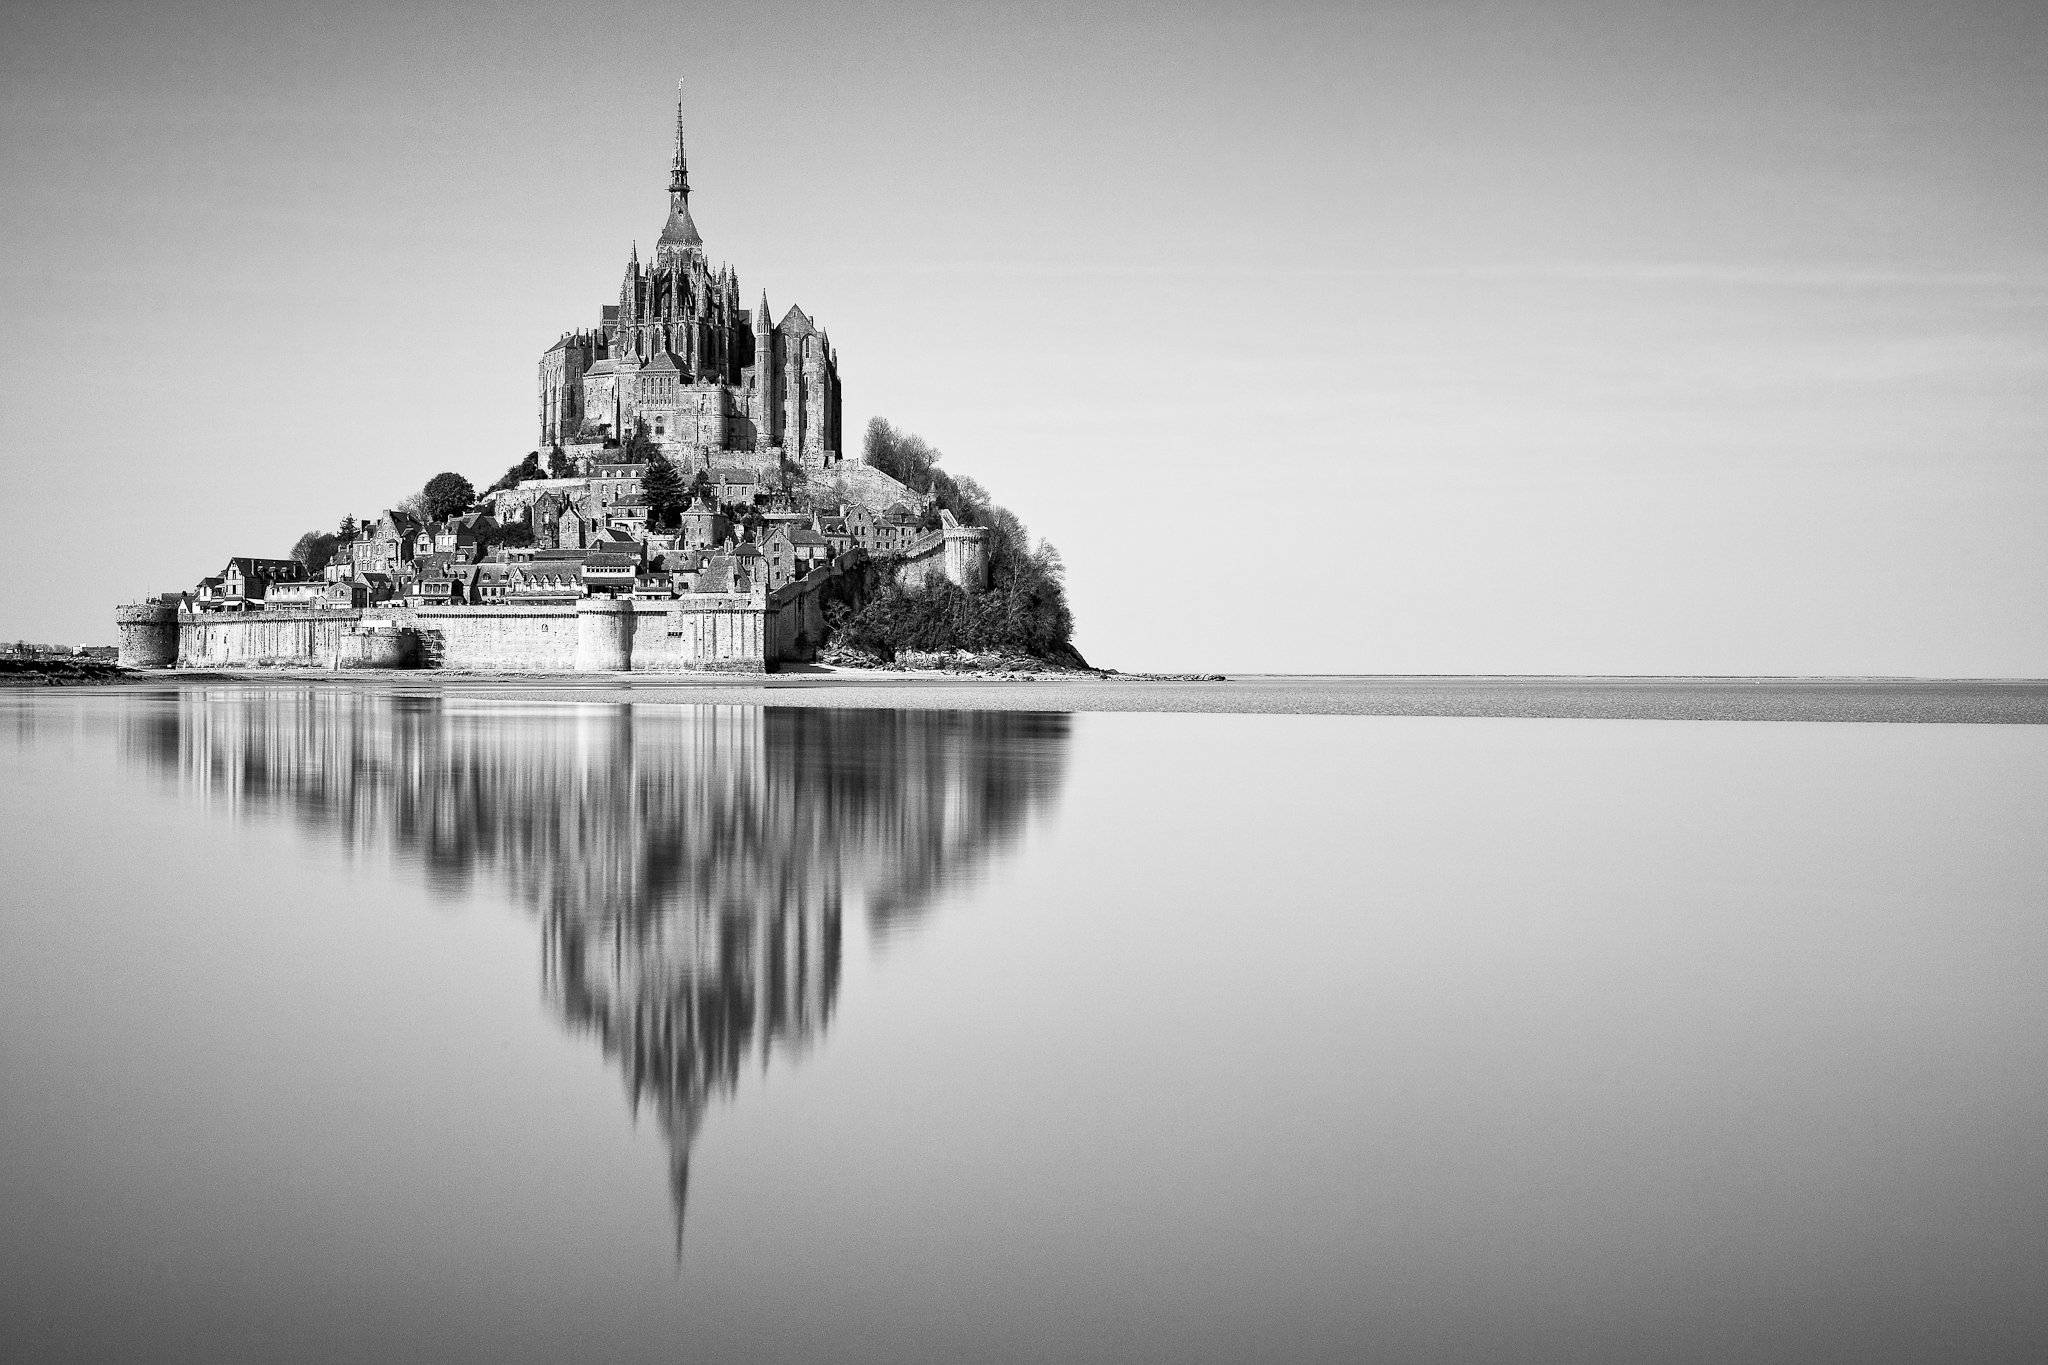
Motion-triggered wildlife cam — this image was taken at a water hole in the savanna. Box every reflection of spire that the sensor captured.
[120,692,1069,1255]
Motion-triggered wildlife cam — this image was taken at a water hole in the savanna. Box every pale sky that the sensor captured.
[2,0,2043,673]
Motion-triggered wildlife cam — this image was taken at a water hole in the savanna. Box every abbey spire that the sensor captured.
[669,90,690,199]
[658,82,703,256]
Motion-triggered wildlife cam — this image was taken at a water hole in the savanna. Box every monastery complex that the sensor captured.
[538,100,844,469]
[116,97,989,674]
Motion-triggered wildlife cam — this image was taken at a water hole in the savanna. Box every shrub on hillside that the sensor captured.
[830,549,1083,668]
[849,418,1080,664]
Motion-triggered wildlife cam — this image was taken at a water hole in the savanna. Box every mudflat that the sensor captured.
[109,671,2048,722]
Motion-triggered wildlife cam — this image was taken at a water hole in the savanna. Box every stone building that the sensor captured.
[538,99,843,472]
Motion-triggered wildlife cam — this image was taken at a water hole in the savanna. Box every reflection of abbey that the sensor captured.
[121,692,1070,1248]
[539,100,843,469]
[114,94,996,674]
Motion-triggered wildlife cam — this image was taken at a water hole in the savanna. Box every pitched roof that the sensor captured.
[777,305,813,337]
[658,199,703,250]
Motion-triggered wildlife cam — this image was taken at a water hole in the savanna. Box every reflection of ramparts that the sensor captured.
[118,690,1069,1245]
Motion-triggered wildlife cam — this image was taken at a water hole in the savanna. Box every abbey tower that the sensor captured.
[538,96,843,471]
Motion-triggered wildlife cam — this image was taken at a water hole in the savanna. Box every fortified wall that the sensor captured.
[119,553,862,674]
[893,511,990,593]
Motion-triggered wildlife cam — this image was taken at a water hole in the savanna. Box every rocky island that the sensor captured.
[117,97,1078,676]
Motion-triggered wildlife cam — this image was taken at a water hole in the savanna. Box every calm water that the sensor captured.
[3,684,2045,1364]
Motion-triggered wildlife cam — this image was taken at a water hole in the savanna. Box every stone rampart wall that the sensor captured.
[411,606,581,672]
[180,610,362,668]
[766,550,862,663]
[648,596,768,671]
[162,550,864,674]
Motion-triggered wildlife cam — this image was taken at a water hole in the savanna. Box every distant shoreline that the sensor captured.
[19,669,2048,723]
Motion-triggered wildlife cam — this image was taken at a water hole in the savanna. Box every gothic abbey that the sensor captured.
[538,99,844,470]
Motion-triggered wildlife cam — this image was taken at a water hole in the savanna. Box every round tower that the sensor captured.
[115,601,180,668]
[576,596,635,672]
[942,522,991,593]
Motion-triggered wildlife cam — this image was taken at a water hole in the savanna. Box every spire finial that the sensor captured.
[670,78,690,199]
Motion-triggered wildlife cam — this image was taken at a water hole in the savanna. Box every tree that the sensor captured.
[421,471,477,522]
[547,444,572,478]
[337,514,358,541]
[863,417,943,489]
[622,418,658,464]
[290,530,339,574]
[484,452,545,495]
[641,455,688,528]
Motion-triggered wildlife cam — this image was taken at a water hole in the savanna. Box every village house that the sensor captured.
[679,493,730,550]
[584,550,640,596]
[813,509,854,556]
[590,460,647,507]
[190,557,308,611]
[264,581,329,608]
[467,562,517,603]
[606,493,651,534]
[323,579,379,609]
[761,525,833,589]
[351,511,420,578]
[705,466,760,507]
[874,503,925,554]
[511,558,585,602]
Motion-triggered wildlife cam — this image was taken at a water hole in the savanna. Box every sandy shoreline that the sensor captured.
[50,669,2048,723]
